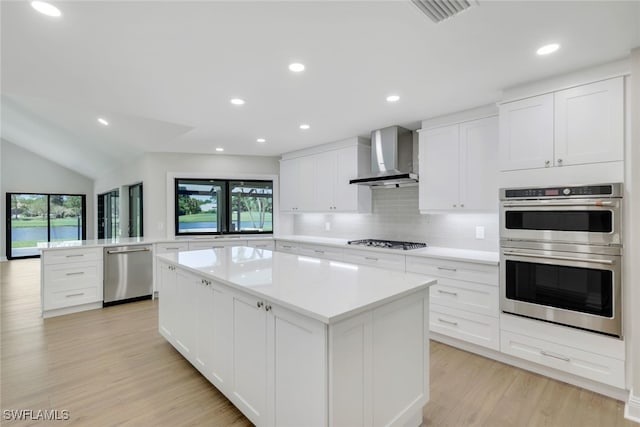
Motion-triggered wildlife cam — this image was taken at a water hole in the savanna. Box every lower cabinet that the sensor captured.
[406,256,500,351]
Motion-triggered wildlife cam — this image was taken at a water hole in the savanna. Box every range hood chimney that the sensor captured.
[350,126,418,187]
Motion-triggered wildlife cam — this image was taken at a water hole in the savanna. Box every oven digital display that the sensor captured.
[544,189,559,196]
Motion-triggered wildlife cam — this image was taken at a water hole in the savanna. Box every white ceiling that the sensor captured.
[2,1,639,178]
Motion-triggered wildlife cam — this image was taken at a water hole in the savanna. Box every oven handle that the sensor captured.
[501,201,614,208]
[502,251,614,265]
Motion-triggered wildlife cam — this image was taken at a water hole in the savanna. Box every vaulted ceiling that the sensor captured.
[2,1,639,178]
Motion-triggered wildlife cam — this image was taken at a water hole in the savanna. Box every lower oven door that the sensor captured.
[500,244,621,337]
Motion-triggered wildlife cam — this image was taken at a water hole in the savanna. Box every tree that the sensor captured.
[178,195,201,216]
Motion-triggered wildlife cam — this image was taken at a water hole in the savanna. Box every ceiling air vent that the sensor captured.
[410,0,473,23]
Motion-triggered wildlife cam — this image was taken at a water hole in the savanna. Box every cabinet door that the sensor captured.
[499,94,554,171]
[208,282,234,389]
[231,292,267,425]
[459,116,499,210]
[174,269,197,361]
[279,159,299,212]
[315,150,337,211]
[270,305,327,427]
[419,124,460,211]
[158,262,176,339]
[194,278,213,375]
[298,155,317,212]
[334,146,360,212]
[554,77,623,167]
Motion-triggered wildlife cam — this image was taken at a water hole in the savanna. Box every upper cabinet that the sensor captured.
[280,138,371,213]
[499,77,623,172]
[419,115,499,212]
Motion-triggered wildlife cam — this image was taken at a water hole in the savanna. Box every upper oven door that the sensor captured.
[500,198,621,245]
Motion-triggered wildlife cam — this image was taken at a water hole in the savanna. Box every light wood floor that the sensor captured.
[1,259,636,427]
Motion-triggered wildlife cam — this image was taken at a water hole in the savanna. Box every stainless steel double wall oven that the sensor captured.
[499,183,623,337]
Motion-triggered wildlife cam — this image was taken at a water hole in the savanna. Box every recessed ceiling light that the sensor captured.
[288,63,305,72]
[257,138,266,143]
[536,43,560,56]
[299,124,310,130]
[31,1,62,17]
[215,147,224,152]
[386,95,400,103]
[230,98,245,105]
[97,117,109,126]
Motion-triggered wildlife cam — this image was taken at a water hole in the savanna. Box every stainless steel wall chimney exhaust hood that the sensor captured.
[349,126,417,188]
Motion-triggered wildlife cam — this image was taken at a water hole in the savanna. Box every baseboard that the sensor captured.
[625,389,640,423]
[0,256,7,262]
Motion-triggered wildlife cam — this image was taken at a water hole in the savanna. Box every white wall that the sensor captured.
[94,152,281,239]
[1,139,95,259]
[292,186,499,251]
[625,47,640,422]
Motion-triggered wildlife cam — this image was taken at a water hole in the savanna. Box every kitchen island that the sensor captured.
[156,246,436,427]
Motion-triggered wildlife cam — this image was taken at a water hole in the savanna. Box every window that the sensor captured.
[175,178,272,235]
[97,190,119,239]
[6,193,86,259]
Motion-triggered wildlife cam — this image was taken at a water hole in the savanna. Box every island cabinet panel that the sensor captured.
[174,269,198,361]
[329,294,429,427]
[157,261,176,339]
[208,283,234,389]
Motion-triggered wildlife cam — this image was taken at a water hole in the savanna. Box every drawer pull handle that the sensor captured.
[437,266,457,272]
[437,318,458,326]
[282,245,293,249]
[255,245,267,248]
[66,293,85,298]
[165,247,181,250]
[65,254,84,258]
[210,246,224,249]
[314,250,325,254]
[365,257,379,261]
[437,289,458,297]
[540,351,570,362]
[107,248,151,254]
[66,272,85,276]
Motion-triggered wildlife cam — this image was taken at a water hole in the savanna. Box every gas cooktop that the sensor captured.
[347,239,427,251]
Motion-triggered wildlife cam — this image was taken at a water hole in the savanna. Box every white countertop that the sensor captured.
[157,247,436,324]
[276,235,499,265]
[38,235,271,250]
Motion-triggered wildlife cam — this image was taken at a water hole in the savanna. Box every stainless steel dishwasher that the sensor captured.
[103,245,153,306]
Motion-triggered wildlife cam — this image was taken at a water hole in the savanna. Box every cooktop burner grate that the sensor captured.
[347,239,427,250]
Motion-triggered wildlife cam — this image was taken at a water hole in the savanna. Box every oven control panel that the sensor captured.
[501,184,621,199]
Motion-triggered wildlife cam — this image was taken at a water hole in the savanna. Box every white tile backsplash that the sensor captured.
[292,186,499,251]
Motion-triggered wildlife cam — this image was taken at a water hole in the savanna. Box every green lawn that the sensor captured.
[11,217,80,228]
[178,212,273,223]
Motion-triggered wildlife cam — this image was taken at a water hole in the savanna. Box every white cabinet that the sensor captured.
[341,248,406,271]
[406,256,499,350]
[155,242,189,254]
[157,261,177,340]
[554,78,624,166]
[499,77,623,171]
[188,239,247,250]
[246,239,275,250]
[41,247,103,317]
[419,116,498,212]
[173,269,198,361]
[280,138,371,213]
[230,291,268,425]
[500,314,625,388]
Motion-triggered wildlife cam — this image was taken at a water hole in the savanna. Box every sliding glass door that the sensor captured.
[97,190,119,239]
[6,193,86,259]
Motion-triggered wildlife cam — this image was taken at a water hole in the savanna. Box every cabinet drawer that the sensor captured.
[155,242,189,253]
[44,286,101,309]
[188,240,247,250]
[406,256,498,286]
[342,249,405,271]
[500,330,625,388]
[44,262,100,290]
[430,305,499,350]
[275,241,301,253]
[298,244,344,261]
[430,279,499,317]
[247,240,275,249]
[43,248,101,265]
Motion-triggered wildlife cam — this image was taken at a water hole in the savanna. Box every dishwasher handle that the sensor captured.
[106,248,151,255]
